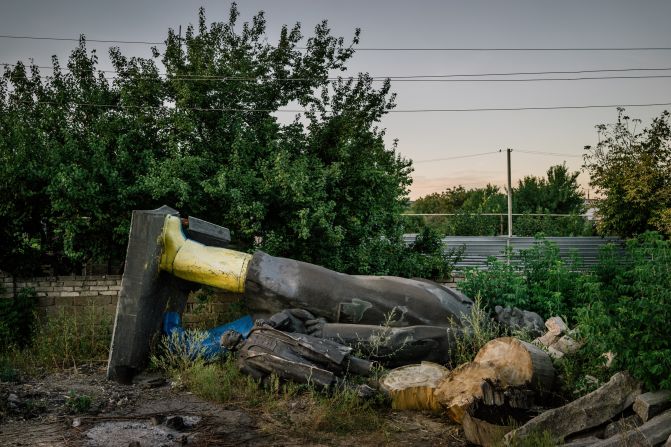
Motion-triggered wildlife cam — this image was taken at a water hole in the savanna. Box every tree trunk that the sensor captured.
[434,337,554,423]
[379,362,450,412]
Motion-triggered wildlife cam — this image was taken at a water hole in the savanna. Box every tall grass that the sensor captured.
[3,305,112,373]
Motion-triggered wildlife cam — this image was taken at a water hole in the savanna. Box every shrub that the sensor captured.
[577,233,671,390]
[458,239,584,320]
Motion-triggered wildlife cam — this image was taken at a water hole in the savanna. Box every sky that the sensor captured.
[2,0,670,199]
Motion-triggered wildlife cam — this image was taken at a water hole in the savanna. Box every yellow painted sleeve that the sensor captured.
[159,215,252,293]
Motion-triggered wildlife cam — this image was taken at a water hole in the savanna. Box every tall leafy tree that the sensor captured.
[584,108,671,237]
[1,5,448,277]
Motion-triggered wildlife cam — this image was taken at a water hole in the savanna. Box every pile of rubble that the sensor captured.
[379,313,671,446]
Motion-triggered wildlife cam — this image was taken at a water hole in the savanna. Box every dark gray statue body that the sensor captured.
[245,251,473,327]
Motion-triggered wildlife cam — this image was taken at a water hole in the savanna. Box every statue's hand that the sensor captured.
[305,318,327,337]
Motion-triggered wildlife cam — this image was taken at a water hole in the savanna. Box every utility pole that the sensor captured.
[506,148,513,263]
[507,148,513,238]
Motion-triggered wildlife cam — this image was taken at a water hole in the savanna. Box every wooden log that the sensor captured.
[462,411,512,447]
[505,371,641,443]
[434,337,554,423]
[592,408,671,446]
[379,362,450,412]
[633,389,671,422]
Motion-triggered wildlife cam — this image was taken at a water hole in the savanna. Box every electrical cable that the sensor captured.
[2,34,671,52]
[10,100,671,113]
[413,151,501,163]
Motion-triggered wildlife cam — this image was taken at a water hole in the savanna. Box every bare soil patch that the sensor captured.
[0,366,467,446]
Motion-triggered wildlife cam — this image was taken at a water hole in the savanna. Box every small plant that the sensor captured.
[65,390,92,413]
[150,329,210,376]
[450,294,500,367]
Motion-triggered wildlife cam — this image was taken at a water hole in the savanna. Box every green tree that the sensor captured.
[584,108,671,237]
[0,5,448,278]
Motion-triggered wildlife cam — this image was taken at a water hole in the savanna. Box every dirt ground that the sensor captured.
[0,365,468,447]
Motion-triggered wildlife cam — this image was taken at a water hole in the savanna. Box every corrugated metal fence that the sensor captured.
[403,235,623,270]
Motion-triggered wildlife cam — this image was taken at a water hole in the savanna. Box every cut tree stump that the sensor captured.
[505,371,641,443]
[592,408,671,446]
[379,361,450,412]
[633,389,671,422]
[434,337,554,423]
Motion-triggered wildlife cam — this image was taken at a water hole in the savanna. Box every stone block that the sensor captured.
[100,290,118,296]
[62,280,84,287]
[89,285,109,291]
[60,291,80,297]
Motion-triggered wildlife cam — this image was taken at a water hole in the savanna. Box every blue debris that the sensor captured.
[162,312,254,360]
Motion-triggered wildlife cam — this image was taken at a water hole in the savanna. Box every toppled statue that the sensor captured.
[267,309,465,368]
[221,322,373,390]
[107,207,473,382]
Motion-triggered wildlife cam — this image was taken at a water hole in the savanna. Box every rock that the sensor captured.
[633,390,671,422]
[547,346,564,359]
[666,432,671,447]
[72,417,82,428]
[165,415,185,431]
[602,414,642,439]
[552,335,582,355]
[534,332,559,348]
[494,306,545,337]
[593,408,671,446]
[505,371,642,443]
[150,415,165,425]
[563,436,602,447]
[545,317,568,336]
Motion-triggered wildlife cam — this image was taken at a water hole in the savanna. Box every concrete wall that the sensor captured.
[0,271,243,328]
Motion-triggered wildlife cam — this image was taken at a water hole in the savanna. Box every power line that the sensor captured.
[10,100,671,113]
[413,151,501,163]
[5,62,671,81]
[2,34,671,52]
[516,150,582,158]
[0,34,164,45]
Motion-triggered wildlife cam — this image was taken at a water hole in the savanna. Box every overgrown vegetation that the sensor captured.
[1,305,112,374]
[458,233,671,392]
[0,4,449,279]
[577,233,671,390]
[459,239,583,320]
